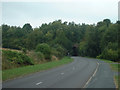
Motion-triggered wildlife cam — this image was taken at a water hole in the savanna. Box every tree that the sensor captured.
[2,19,118,62]
[22,23,33,33]
[100,24,118,51]
[103,19,111,27]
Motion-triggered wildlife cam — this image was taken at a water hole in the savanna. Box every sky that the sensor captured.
[1,0,119,28]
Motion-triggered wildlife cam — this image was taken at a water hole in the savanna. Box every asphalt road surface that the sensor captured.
[3,57,116,88]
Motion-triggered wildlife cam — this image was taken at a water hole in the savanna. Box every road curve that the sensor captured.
[3,57,115,88]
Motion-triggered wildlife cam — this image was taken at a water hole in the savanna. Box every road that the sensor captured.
[3,57,115,88]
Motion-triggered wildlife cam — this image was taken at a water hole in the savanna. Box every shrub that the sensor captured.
[97,42,118,62]
[35,52,44,60]
[96,55,101,59]
[22,48,27,54]
[2,50,34,70]
[51,55,58,61]
[36,43,51,60]
[51,44,66,58]
[26,51,45,64]
[97,48,118,62]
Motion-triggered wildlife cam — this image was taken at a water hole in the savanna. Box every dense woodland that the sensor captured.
[2,19,120,66]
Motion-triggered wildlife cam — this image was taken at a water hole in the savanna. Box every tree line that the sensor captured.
[2,19,119,62]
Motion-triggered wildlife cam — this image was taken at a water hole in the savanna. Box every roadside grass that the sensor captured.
[114,75,120,89]
[2,57,73,81]
[0,71,2,81]
[110,64,120,72]
[100,59,114,63]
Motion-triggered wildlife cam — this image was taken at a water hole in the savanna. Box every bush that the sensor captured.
[51,44,66,58]
[36,43,51,60]
[35,52,44,60]
[97,48,118,62]
[97,42,118,62]
[51,55,58,61]
[96,55,101,59]
[27,51,45,64]
[22,48,27,54]
[2,50,34,70]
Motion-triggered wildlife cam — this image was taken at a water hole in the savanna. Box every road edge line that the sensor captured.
[83,62,99,88]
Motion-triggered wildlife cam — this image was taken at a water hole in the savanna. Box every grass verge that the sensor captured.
[2,57,73,81]
[110,64,120,72]
[100,59,114,63]
[114,75,120,89]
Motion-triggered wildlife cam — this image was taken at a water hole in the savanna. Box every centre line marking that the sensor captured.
[83,62,99,88]
[61,73,64,75]
[36,82,43,85]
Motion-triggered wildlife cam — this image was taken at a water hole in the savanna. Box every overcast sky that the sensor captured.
[1,0,119,28]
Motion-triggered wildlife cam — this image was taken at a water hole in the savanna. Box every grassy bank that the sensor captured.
[2,57,73,81]
[114,75,119,88]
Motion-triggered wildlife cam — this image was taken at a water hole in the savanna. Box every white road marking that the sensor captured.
[36,82,43,85]
[83,62,99,88]
[85,76,93,85]
[61,73,64,75]
[93,63,99,77]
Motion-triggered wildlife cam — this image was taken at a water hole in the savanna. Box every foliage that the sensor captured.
[35,43,51,60]
[2,19,119,62]
[51,44,66,58]
[98,49,118,61]
[22,48,27,54]
[22,23,33,33]
[27,51,45,64]
[2,50,34,70]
